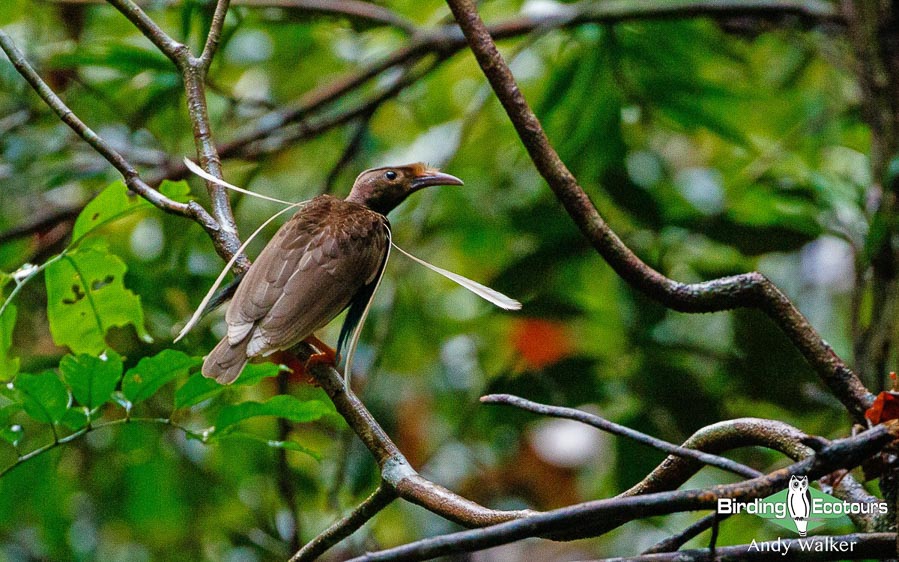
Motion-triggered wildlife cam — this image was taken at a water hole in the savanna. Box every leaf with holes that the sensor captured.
[123,349,200,404]
[60,351,123,410]
[0,303,18,381]
[213,396,333,436]
[71,181,152,244]
[45,239,149,354]
[15,371,70,424]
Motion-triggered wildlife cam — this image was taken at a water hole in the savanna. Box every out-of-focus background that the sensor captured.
[0,0,879,560]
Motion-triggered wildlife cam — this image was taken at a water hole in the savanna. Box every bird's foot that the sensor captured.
[302,334,339,381]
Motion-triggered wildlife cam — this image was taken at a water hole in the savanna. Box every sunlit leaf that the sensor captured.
[122,350,201,404]
[72,181,152,244]
[59,351,123,410]
[45,239,149,354]
[213,396,332,436]
[14,371,69,424]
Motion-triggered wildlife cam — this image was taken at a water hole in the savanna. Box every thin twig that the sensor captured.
[481,394,762,479]
[199,0,232,69]
[642,512,724,554]
[0,416,204,479]
[291,484,397,562]
[624,417,811,496]
[345,422,899,561]
[444,0,873,423]
[105,0,244,260]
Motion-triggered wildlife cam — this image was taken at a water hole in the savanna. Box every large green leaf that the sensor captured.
[0,303,18,381]
[214,396,332,436]
[59,351,123,410]
[122,350,201,404]
[72,181,152,244]
[15,371,70,424]
[45,239,149,354]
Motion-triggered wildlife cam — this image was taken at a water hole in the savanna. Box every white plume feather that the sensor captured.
[183,158,295,205]
[391,242,521,310]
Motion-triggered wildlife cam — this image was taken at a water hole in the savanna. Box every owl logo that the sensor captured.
[787,475,811,536]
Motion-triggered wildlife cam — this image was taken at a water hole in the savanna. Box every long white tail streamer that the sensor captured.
[390,242,521,310]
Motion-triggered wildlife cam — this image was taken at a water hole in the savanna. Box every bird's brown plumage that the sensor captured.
[201,163,463,384]
[203,196,388,383]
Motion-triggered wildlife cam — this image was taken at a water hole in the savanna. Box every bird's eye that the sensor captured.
[385,171,398,181]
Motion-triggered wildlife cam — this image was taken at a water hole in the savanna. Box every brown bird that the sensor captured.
[199,163,465,384]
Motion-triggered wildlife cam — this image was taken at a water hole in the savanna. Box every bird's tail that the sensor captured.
[202,335,250,384]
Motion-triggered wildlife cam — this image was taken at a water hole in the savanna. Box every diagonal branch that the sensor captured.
[103,0,187,64]
[444,0,873,424]
[0,28,221,236]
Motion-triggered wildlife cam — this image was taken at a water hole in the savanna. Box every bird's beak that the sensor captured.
[411,171,464,190]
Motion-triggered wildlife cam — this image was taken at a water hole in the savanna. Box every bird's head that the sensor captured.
[345,163,463,215]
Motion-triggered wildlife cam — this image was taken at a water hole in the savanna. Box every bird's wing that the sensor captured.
[226,196,388,356]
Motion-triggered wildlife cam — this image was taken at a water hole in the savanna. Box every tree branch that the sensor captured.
[288,343,535,559]
[103,0,187,64]
[625,418,812,496]
[104,0,243,262]
[481,394,762,479]
[0,28,218,230]
[290,484,397,562]
[346,422,899,561]
[444,0,873,423]
[199,0,232,70]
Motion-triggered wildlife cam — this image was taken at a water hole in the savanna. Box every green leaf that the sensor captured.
[174,363,284,410]
[59,351,123,410]
[61,408,88,431]
[159,180,191,203]
[15,371,70,424]
[45,239,149,354]
[234,363,286,386]
[72,181,151,244]
[214,396,332,435]
[122,350,201,404]
[174,372,223,409]
[217,431,321,460]
[0,303,19,381]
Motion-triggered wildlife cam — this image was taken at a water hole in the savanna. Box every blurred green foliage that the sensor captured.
[0,0,876,559]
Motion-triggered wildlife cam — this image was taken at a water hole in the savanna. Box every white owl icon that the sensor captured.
[787,475,811,536]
